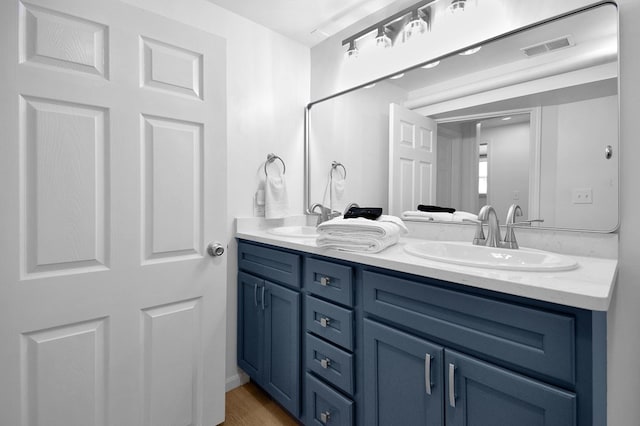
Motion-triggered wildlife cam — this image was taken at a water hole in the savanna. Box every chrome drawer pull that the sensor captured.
[320,317,331,327]
[320,410,331,424]
[320,357,331,369]
[320,276,331,286]
[449,363,456,408]
[425,353,432,395]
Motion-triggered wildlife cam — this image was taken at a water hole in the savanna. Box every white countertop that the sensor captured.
[236,220,618,311]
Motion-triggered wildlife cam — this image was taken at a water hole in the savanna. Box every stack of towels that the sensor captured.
[316,215,408,253]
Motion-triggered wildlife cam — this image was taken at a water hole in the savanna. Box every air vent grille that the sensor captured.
[521,35,574,57]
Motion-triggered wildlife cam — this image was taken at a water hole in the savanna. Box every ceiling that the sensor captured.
[205,0,404,46]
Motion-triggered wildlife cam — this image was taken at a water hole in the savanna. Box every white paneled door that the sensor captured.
[0,1,227,425]
[388,103,437,216]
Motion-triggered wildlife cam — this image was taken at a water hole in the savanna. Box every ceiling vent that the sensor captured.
[521,35,574,57]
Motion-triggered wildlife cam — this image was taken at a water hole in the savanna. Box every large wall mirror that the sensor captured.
[306,2,619,232]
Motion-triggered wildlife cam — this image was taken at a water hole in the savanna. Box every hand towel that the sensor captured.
[265,174,288,219]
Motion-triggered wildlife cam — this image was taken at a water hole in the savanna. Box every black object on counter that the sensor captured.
[344,207,383,220]
[417,205,456,213]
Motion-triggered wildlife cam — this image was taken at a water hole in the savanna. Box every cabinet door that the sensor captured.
[445,349,576,426]
[237,272,264,383]
[364,319,444,426]
[264,280,301,416]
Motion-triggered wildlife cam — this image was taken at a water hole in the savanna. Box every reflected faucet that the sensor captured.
[310,203,340,225]
[504,204,523,249]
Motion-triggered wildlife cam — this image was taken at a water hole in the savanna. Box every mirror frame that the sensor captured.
[304,1,620,233]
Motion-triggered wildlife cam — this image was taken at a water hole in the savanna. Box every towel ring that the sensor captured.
[331,161,347,179]
[265,153,286,176]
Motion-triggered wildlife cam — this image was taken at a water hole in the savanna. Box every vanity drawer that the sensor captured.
[306,373,354,426]
[362,271,576,385]
[305,258,354,307]
[306,333,354,395]
[238,242,301,289]
[306,295,354,351]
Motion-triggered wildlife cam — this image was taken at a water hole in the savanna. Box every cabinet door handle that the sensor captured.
[425,353,432,395]
[448,363,456,408]
[319,316,330,327]
[320,357,331,369]
[320,276,330,286]
[320,410,331,424]
[261,286,266,310]
[253,283,258,307]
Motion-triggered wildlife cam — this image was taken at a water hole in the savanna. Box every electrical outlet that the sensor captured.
[572,188,593,204]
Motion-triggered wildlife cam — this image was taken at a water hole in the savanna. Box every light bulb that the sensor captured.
[345,40,359,59]
[448,0,467,14]
[375,27,392,49]
[404,10,426,42]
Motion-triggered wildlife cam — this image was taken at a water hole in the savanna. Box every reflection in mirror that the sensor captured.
[307,3,618,232]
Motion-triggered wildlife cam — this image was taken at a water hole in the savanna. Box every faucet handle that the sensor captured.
[511,218,544,227]
[463,218,486,245]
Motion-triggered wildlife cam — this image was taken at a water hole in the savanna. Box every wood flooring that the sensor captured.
[222,381,299,426]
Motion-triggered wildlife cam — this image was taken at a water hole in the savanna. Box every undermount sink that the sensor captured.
[404,241,578,272]
[267,225,319,238]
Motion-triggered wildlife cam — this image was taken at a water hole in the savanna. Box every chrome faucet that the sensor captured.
[309,203,340,225]
[477,205,503,248]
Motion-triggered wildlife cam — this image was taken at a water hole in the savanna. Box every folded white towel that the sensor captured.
[265,174,288,219]
[317,215,409,237]
[401,211,478,222]
[316,232,399,253]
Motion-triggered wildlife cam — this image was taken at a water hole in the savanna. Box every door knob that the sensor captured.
[207,242,225,257]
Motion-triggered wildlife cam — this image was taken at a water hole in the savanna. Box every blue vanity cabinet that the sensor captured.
[236,240,604,426]
[237,242,302,417]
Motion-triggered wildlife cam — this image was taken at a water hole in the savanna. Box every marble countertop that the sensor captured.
[235,218,618,311]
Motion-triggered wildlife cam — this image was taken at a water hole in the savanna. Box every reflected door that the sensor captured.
[389,103,437,216]
[0,1,227,425]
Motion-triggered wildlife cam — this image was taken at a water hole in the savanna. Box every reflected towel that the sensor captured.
[401,211,478,222]
[330,176,346,213]
[265,174,289,219]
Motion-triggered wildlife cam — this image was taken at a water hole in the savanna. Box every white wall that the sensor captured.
[311,0,640,424]
[120,0,310,390]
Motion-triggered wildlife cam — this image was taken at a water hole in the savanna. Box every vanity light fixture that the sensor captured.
[390,72,405,79]
[345,40,359,59]
[342,0,433,59]
[459,46,482,55]
[501,116,512,121]
[375,27,393,48]
[364,83,377,89]
[421,60,440,69]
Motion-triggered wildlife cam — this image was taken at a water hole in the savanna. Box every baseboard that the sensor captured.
[226,372,249,392]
